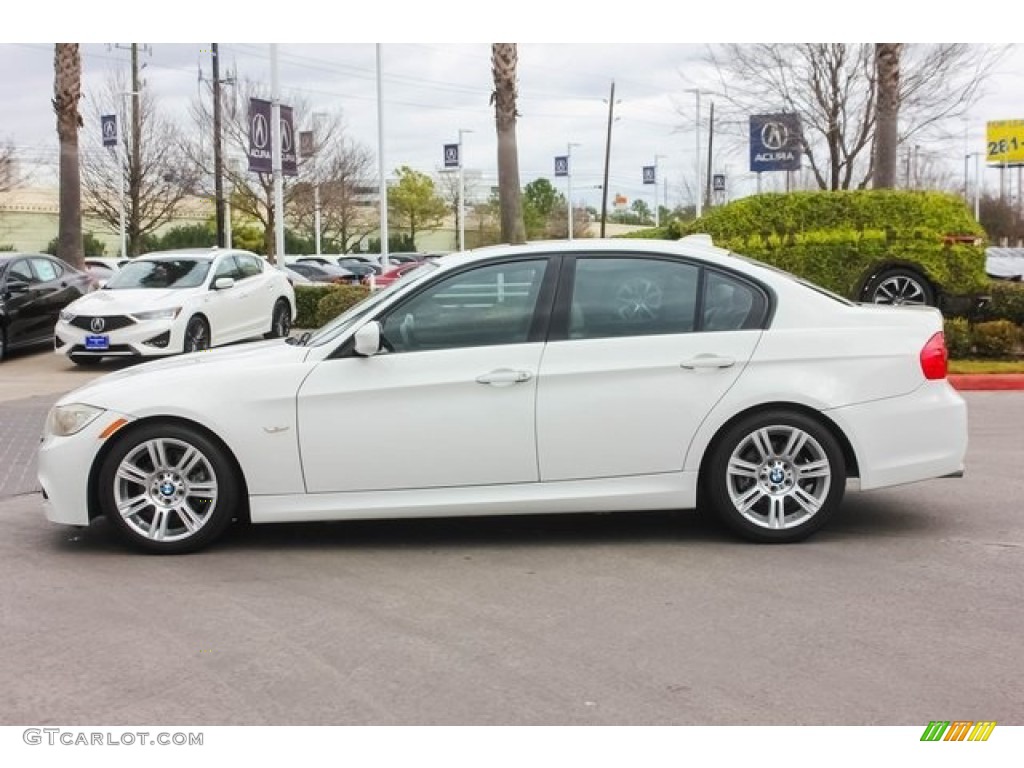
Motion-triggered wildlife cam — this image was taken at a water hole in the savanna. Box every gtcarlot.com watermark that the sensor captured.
[23,728,203,747]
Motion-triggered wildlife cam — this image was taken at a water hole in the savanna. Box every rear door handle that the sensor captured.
[476,368,533,386]
[680,354,736,370]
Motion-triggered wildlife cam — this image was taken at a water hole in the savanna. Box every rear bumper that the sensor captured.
[826,381,967,491]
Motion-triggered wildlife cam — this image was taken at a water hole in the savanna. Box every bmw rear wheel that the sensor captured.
[705,411,846,543]
[97,422,240,554]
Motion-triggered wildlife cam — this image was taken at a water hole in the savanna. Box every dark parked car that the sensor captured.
[0,253,96,360]
[288,261,353,284]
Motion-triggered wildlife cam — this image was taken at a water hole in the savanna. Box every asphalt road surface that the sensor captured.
[1,347,1022,725]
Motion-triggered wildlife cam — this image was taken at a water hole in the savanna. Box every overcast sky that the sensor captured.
[3,7,1021,211]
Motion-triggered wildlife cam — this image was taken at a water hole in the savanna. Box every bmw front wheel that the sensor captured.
[705,411,846,543]
[97,422,241,554]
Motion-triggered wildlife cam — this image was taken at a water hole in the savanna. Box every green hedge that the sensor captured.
[629,191,988,301]
[944,317,972,359]
[316,285,371,327]
[971,320,1023,358]
[293,285,337,328]
[976,281,1024,326]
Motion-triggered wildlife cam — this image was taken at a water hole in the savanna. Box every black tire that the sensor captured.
[183,315,210,353]
[264,299,292,339]
[862,267,936,307]
[703,410,846,543]
[0,327,6,362]
[96,421,240,554]
[69,354,103,367]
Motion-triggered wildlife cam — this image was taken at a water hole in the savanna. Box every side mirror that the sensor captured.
[353,321,382,357]
[4,279,30,295]
[213,277,235,291]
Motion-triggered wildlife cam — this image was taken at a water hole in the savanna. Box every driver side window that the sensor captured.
[381,259,547,353]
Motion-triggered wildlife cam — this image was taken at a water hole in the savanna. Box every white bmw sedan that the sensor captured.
[55,248,296,365]
[38,238,967,553]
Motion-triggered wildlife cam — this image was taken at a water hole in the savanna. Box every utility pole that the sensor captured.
[705,101,714,211]
[458,128,473,252]
[600,80,616,238]
[270,44,285,264]
[212,43,226,248]
[686,88,704,219]
[376,44,388,274]
[654,154,667,227]
[567,142,580,241]
[130,44,141,255]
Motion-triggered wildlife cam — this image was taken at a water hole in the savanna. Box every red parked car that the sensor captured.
[365,262,426,288]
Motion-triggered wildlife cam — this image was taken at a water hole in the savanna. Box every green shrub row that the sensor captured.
[945,317,1024,358]
[293,284,372,328]
[293,285,337,328]
[975,281,1024,326]
[315,285,371,327]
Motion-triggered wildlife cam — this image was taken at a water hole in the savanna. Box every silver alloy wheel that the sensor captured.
[871,274,927,305]
[113,437,219,542]
[725,425,832,530]
[616,277,663,321]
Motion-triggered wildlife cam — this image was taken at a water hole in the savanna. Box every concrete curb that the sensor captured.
[948,374,1024,391]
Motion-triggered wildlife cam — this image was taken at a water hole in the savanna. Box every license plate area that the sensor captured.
[84,335,110,351]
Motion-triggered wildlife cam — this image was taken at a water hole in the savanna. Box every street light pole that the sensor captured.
[567,141,580,241]
[270,44,285,265]
[117,90,139,259]
[687,88,703,219]
[654,153,667,227]
[458,128,473,252]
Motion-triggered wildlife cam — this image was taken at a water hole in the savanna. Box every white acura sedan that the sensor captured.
[55,248,295,365]
[38,238,967,553]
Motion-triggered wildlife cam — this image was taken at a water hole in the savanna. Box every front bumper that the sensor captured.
[55,317,181,358]
[38,408,136,526]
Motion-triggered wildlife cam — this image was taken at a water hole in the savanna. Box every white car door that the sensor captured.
[234,253,278,336]
[204,255,245,343]
[536,256,765,481]
[297,258,554,493]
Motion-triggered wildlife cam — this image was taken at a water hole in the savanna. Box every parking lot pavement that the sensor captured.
[0,392,1022,725]
[0,345,122,404]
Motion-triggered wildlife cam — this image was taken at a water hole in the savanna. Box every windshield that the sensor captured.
[304,261,439,346]
[104,259,211,290]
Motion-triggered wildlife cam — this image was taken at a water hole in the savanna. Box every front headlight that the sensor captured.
[131,307,181,321]
[59,309,76,322]
[46,404,105,437]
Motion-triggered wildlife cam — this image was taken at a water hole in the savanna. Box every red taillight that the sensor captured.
[920,331,948,380]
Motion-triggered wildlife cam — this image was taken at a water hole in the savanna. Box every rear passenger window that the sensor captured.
[569,257,699,340]
[31,258,61,282]
[702,271,757,332]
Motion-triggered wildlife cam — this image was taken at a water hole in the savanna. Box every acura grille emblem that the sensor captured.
[90,317,106,333]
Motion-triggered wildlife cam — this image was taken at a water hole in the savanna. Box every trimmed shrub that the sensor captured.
[976,281,1024,326]
[315,285,372,327]
[293,285,336,328]
[622,191,988,302]
[971,320,1023,358]
[944,317,972,359]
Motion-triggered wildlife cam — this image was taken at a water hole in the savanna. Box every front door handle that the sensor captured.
[680,354,736,370]
[476,368,533,386]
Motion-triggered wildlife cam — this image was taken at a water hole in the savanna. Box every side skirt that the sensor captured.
[249,472,698,524]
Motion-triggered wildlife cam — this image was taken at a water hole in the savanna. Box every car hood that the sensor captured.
[57,340,311,410]
[66,288,191,315]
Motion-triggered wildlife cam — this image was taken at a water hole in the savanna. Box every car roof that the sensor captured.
[437,236,735,270]
[0,252,54,262]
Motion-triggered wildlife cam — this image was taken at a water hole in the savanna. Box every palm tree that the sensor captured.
[491,43,526,244]
[53,43,84,269]
[873,43,902,189]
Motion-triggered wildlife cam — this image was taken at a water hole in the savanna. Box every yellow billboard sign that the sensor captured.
[986,120,1024,165]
